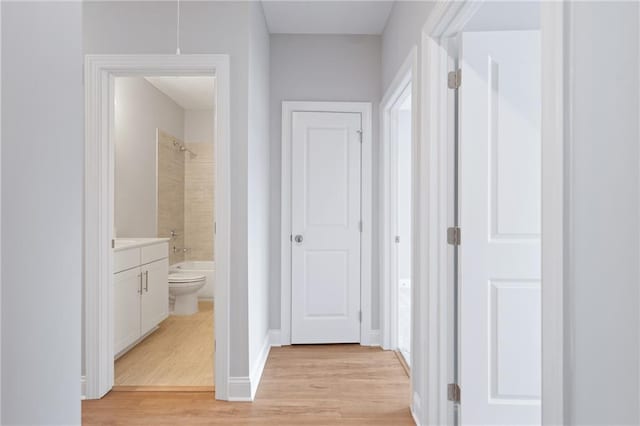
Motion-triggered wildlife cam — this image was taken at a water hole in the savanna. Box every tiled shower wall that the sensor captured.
[157,130,185,265]
[157,130,215,265]
[184,143,215,261]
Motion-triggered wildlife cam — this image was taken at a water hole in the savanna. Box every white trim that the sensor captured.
[418,2,566,424]
[250,332,271,400]
[269,329,282,347]
[365,330,381,347]
[228,330,279,401]
[227,377,252,402]
[84,54,231,400]
[280,101,373,346]
[379,47,418,352]
[80,376,87,401]
[541,2,568,424]
[411,392,423,426]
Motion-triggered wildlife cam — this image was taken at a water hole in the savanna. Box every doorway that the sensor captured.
[84,55,231,400]
[451,3,542,425]
[111,76,216,389]
[380,49,416,374]
[280,101,373,346]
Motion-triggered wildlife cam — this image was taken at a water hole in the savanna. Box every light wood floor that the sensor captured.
[114,301,214,387]
[83,344,413,425]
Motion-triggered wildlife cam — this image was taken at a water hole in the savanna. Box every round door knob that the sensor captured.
[294,235,303,243]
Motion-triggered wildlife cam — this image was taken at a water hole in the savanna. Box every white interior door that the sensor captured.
[459,30,541,425]
[291,111,362,344]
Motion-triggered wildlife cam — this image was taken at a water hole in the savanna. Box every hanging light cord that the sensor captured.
[176,0,181,55]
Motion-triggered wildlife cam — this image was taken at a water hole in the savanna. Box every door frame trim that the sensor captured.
[416,1,567,424]
[280,101,373,346]
[84,54,231,400]
[379,48,418,353]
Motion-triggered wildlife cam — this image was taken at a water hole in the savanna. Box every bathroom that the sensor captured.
[112,75,216,388]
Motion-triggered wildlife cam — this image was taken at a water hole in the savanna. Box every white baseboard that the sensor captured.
[250,331,271,399]
[228,330,276,401]
[81,375,87,400]
[364,329,381,346]
[227,376,252,401]
[269,329,281,347]
[411,391,422,425]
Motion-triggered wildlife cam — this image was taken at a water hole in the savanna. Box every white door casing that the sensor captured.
[290,111,362,344]
[459,30,541,424]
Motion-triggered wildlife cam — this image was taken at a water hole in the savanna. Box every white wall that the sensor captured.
[114,77,185,238]
[381,1,435,92]
[185,109,215,144]
[84,0,254,379]
[566,2,639,423]
[247,2,271,380]
[269,34,382,330]
[2,2,82,424]
[381,4,434,420]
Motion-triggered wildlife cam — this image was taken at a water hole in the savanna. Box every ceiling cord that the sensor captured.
[176,0,181,55]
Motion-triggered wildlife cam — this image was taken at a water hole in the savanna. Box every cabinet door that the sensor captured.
[114,267,142,355]
[140,259,169,335]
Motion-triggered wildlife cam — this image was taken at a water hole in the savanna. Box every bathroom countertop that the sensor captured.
[113,237,171,252]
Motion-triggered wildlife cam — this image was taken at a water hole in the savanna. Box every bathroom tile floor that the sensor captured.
[114,301,214,387]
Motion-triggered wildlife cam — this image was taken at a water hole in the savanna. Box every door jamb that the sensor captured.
[280,101,373,346]
[84,54,231,400]
[380,48,418,352]
[417,1,567,424]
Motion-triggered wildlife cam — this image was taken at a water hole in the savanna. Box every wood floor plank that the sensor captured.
[114,301,214,387]
[83,344,413,425]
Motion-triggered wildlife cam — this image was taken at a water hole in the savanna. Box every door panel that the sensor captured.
[114,267,142,355]
[459,30,541,425]
[140,259,169,336]
[291,111,361,344]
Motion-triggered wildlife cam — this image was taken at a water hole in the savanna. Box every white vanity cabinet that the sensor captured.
[113,239,169,357]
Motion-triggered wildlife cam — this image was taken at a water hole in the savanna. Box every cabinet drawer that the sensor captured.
[114,248,141,273]
[141,242,169,265]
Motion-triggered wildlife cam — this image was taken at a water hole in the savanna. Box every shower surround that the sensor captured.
[157,129,215,266]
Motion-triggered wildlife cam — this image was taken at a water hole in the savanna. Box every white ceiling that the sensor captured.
[261,1,395,35]
[463,1,540,32]
[144,76,216,110]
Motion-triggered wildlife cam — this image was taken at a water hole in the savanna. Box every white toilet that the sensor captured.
[168,272,206,316]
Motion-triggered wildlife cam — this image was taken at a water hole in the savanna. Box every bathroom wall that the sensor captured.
[114,77,185,237]
[157,130,186,265]
[184,142,215,261]
[183,109,215,262]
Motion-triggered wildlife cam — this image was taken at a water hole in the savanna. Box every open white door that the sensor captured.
[459,30,541,425]
[291,111,362,344]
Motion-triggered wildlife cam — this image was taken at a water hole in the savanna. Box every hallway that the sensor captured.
[83,345,412,425]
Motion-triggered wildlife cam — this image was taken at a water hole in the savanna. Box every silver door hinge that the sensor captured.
[290,234,293,242]
[448,69,462,89]
[357,129,363,143]
[395,236,400,244]
[359,220,363,232]
[359,310,362,322]
[214,222,217,234]
[447,227,461,246]
[448,383,461,402]
[111,239,115,249]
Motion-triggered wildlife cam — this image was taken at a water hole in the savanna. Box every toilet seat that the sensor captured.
[169,272,206,284]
